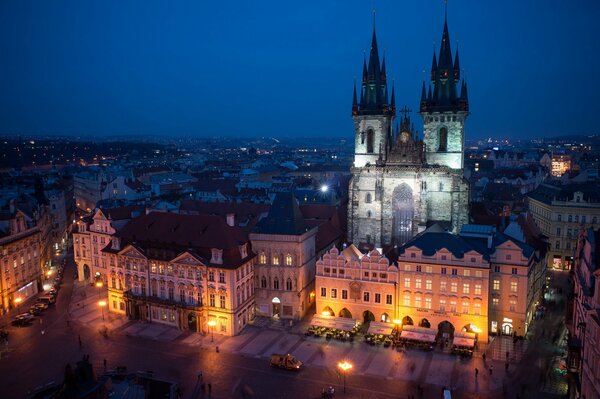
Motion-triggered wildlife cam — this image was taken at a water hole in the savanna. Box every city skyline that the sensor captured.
[0,1,599,140]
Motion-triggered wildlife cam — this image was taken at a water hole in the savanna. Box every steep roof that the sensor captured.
[253,191,309,235]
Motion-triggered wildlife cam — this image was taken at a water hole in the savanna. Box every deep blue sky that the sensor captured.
[1,1,598,140]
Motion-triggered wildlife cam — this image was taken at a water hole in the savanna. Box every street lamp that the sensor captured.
[14,297,22,311]
[208,320,216,342]
[95,281,103,299]
[98,300,107,321]
[338,360,352,394]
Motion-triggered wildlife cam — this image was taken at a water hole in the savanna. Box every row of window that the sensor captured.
[492,297,518,312]
[557,214,597,224]
[492,280,519,292]
[260,276,294,291]
[320,287,393,304]
[258,252,293,266]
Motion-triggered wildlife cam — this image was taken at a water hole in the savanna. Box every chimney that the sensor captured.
[226,213,235,227]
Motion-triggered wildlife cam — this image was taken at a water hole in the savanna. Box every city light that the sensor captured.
[320,185,328,193]
[208,320,217,342]
[338,360,353,393]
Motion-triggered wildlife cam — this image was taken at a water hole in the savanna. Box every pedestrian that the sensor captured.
[505,362,509,371]
[78,334,82,348]
[475,367,479,378]
[103,358,107,369]
[489,365,493,375]
[66,319,70,327]
[506,351,509,360]
[208,383,212,394]
[482,353,486,362]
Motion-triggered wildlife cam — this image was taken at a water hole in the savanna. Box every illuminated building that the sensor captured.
[527,183,600,270]
[316,224,535,343]
[551,154,571,177]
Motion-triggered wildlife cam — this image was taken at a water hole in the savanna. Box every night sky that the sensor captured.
[1,1,598,140]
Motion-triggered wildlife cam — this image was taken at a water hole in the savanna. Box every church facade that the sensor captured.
[348,17,470,248]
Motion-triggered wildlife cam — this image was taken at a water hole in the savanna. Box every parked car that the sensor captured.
[0,329,8,339]
[33,302,48,311]
[28,306,42,316]
[38,295,56,305]
[12,313,35,326]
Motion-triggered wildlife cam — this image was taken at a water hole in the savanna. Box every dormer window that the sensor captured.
[211,248,223,264]
[239,244,248,259]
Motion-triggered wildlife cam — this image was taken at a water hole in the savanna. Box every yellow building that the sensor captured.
[551,154,571,177]
[316,224,535,343]
[527,183,600,270]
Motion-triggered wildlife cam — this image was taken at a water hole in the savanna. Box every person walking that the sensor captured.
[208,383,212,395]
[103,358,107,370]
[482,353,486,362]
[475,367,479,378]
[489,365,493,375]
[78,334,82,348]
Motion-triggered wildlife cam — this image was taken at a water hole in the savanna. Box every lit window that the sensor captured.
[320,287,326,297]
[403,295,411,307]
[450,300,457,313]
[415,279,422,289]
[493,280,500,290]
[510,281,518,293]
[404,277,411,288]
[414,296,422,308]
[272,255,279,265]
[463,283,470,294]
[331,289,337,299]
[440,281,447,292]
[285,254,293,266]
[492,298,499,307]
[450,282,457,293]
[473,303,481,315]
[439,299,446,311]
[509,299,516,312]
[259,252,266,264]
[425,297,432,309]
[363,292,370,302]
[426,280,432,291]
[462,301,469,314]
[474,284,482,295]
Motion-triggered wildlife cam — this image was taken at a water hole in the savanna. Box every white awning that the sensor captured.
[452,337,475,348]
[367,322,394,335]
[311,315,357,331]
[400,330,436,343]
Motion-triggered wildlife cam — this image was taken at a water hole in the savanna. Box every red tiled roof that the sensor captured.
[116,211,253,268]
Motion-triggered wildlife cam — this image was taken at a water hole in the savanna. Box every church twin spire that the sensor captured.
[353,9,467,117]
[352,26,393,117]
[420,12,469,113]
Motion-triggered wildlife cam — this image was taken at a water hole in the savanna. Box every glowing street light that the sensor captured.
[338,360,352,394]
[98,300,107,321]
[95,280,103,299]
[208,320,216,342]
[320,185,329,193]
[14,297,22,311]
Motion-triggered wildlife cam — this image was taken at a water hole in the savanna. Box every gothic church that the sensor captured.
[347,13,470,248]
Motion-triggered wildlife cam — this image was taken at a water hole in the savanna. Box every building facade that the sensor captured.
[570,227,600,399]
[0,207,43,313]
[348,15,469,248]
[75,210,256,336]
[527,183,600,270]
[250,192,318,320]
[316,225,535,343]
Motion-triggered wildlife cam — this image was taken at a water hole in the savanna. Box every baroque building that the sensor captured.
[348,15,470,248]
[316,224,535,343]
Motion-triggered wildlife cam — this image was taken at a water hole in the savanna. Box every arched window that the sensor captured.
[273,277,280,290]
[272,255,280,266]
[367,129,374,153]
[365,193,372,203]
[261,276,267,288]
[259,252,266,264]
[367,210,372,218]
[286,278,293,291]
[285,254,293,266]
[438,127,448,152]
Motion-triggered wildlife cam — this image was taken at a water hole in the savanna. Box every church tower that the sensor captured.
[420,12,469,170]
[352,26,395,168]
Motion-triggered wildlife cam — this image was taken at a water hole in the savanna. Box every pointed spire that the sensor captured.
[427,85,432,101]
[381,55,387,81]
[420,81,427,103]
[367,27,381,79]
[453,45,460,80]
[438,5,453,74]
[430,51,438,81]
[362,52,368,83]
